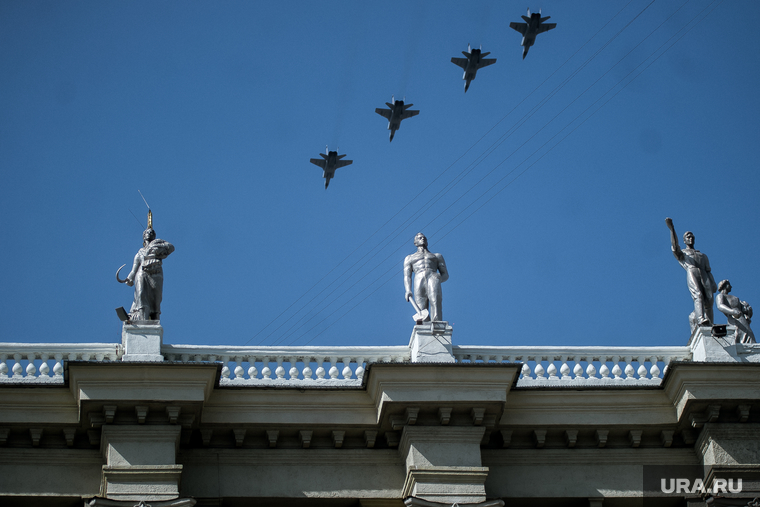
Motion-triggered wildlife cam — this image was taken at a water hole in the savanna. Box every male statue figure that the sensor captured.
[666,218,717,332]
[716,280,755,344]
[404,232,449,322]
[119,227,175,321]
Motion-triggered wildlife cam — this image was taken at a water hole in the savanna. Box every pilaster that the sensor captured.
[399,425,489,503]
[100,424,182,501]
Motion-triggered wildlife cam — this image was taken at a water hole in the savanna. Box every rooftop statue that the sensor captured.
[116,211,174,321]
[716,280,755,344]
[403,233,449,322]
[666,217,717,333]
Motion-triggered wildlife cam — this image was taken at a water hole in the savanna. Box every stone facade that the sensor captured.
[0,324,758,507]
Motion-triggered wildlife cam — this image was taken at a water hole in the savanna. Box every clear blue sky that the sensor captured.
[1,0,758,349]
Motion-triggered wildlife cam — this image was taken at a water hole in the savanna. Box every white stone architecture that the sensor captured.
[0,322,758,507]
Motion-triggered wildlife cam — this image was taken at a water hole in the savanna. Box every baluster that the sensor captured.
[535,362,546,379]
[0,354,8,378]
[637,357,648,379]
[53,354,63,377]
[560,361,571,380]
[275,357,286,379]
[547,361,558,380]
[220,356,230,379]
[342,358,353,379]
[262,357,272,379]
[521,363,532,380]
[303,356,313,380]
[288,357,299,380]
[650,359,661,379]
[586,362,597,379]
[612,361,623,380]
[248,356,259,380]
[355,357,365,379]
[600,361,610,380]
[39,354,50,378]
[328,357,339,379]
[26,353,37,378]
[624,356,635,380]
[572,362,583,379]
[12,354,23,378]
[316,357,326,379]
[234,357,244,379]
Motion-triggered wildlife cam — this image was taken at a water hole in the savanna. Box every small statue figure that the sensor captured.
[666,218,717,333]
[403,232,449,322]
[716,280,755,344]
[117,212,174,321]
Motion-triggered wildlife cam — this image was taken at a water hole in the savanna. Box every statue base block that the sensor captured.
[409,322,455,363]
[689,325,760,362]
[122,321,164,362]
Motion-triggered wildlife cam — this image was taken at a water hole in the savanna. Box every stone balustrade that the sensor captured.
[0,340,703,387]
[0,343,123,383]
[162,344,412,385]
[452,345,693,386]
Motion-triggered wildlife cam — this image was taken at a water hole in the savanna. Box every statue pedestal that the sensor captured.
[409,322,455,363]
[689,326,760,362]
[122,321,164,362]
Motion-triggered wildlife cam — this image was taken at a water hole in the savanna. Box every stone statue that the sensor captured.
[666,217,717,332]
[403,232,449,322]
[716,280,755,344]
[117,225,174,321]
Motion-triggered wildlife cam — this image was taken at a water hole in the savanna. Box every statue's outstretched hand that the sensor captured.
[665,217,674,229]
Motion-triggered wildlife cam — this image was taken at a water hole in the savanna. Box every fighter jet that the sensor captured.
[309,146,353,189]
[374,96,419,142]
[509,9,557,59]
[451,44,497,92]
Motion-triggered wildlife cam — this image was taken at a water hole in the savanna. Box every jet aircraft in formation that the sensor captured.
[309,146,353,189]
[308,9,557,187]
[450,44,497,93]
[375,96,420,142]
[509,8,557,59]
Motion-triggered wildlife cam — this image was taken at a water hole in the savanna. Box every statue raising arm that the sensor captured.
[665,217,683,261]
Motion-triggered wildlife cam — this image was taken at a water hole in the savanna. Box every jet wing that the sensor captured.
[400,109,419,119]
[509,22,527,33]
[309,158,327,168]
[537,23,557,33]
[375,108,392,120]
[335,160,353,169]
[480,58,497,68]
[451,57,469,70]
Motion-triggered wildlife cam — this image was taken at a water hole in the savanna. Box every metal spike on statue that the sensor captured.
[115,193,175,322]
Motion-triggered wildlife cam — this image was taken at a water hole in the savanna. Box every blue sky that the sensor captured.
[1,0,758,349]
